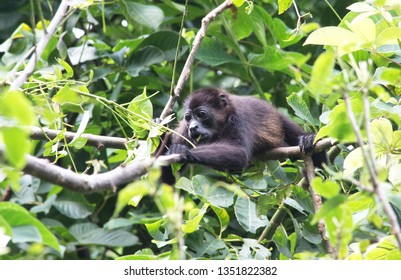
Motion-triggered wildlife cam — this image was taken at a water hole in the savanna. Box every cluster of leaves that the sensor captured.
[1,0,401,260]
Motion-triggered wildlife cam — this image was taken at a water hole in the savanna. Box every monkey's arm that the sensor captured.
[281,116,327,168]
[172,142,250,172]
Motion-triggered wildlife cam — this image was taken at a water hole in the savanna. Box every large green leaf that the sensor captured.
[54,192,95,219]
[119,0,164,30]
[126,46,165,77]
[0,202,60,253]
[137,31,189,61]
[196,37,240,66]
[69,222,139,247]
[192,175,235,208]
[278,0,293,15]
[287,92,319,125]
[304,26,360,47]
[307,51,335,96]
[0,90,34,168]
[182,204,208,234]
[186,230,227,258]
[234,197,268,233]
[127,88,154,138]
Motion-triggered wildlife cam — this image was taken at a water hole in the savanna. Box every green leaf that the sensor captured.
[196,37,240,66]
[278,0,293,15]
[127,46,165,77]
[232,0,245,7]
[348,17,375,46]
[186,231,227,258]
[389,165,401,186]
[312,195,346,223]
[317,98,363,142]
[211,206,230,235]
[346,192,374,213]
[312,177,340,199]
[365,237,401,260]
[0,90,35,126]
[69,222,139,247]
[234,197,269,233]
[229,6,254,40]
[376,27,401,48]
[67,46,98,65]
[145,219,169,241]
[137,31,189,61]
[371,118,393,155]
[57,58,74,78]
[54,192,95,219]
[373,67,401,86]
[127,88,154,138]
[241,238,271,259]
[119,0,164,30]
[192,175,235,208]
[0,215,12,236]
[249,46,308,72]
[182,204,208,234]
[1,127,30,168]
[347,2,377,13]
[304,26,360,47]
[0,202,60,253]
[115,180,151,216]
[343,147,364,176]
[308,51,335,96]
[287,93,319,125]
[52,84,86,106]
[272,226,291,257]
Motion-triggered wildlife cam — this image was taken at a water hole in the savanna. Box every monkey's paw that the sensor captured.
[168,143,189,155]
[299,134,316,153]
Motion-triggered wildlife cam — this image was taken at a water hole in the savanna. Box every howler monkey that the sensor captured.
[166,88,325,174]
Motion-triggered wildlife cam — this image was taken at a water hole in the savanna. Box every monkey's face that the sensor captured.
[184,106,217,143]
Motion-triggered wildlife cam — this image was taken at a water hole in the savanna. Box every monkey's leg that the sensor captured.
[184,143,250,171]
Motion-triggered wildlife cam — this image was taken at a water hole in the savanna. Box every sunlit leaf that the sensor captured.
[119,0,164,30]
[278,0,293,15]
[0,202,60,253]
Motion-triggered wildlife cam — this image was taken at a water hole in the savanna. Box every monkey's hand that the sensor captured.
[168,143,191,163]
[299,133,316,154]
[168,143,189,154]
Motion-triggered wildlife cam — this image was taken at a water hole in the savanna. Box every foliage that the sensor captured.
[1,0,401,260]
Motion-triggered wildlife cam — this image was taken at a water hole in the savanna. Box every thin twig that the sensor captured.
[159,0,233,120]
[303,154,334,254]
[257,203,287,243]
[10,0,72,90]
[29,126,128,150]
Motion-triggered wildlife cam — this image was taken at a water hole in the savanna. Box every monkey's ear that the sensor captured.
[219,94,229,107]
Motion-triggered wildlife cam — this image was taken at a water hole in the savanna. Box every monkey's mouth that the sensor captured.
[190,131,208,143]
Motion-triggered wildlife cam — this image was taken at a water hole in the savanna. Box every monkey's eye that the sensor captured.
[197,110,208,120]
[184,113,191,122]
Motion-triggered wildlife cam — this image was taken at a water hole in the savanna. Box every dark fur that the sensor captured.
[167,88,325,173]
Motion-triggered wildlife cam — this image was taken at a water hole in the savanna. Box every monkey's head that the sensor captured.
[183,88,233,143]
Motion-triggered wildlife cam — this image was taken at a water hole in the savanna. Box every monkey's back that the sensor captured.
[230,95,285,154]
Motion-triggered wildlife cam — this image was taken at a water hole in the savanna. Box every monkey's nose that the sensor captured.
[189,125,198,134]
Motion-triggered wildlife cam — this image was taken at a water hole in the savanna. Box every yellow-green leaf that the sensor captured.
[278,0,293,15]
[304,26,360,47]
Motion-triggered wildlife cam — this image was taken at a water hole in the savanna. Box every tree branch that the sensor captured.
[1,139,335,193]
[303,154,334,255]
[159,0,233,120]
[260,138,335,160]
[1,144,182,193]
[10,0,72,90]
[29,126,128,150]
